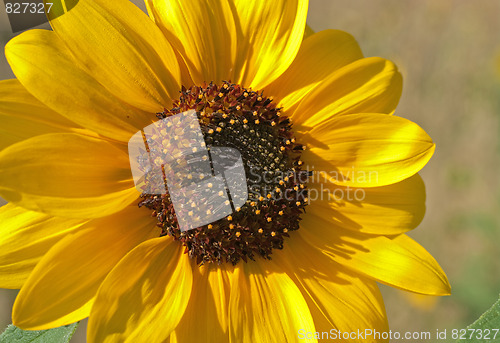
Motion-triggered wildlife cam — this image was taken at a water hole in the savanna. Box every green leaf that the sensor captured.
[457,295,500,342]
[0,323,78,343]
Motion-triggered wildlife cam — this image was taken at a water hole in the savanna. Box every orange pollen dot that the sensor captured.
[267,194,272,199]
[227,216,233,221]
[271,231,276,237]
[229,224,235,229]
[208,224,213,229]
[279,211,284,216]
[259,196,265,201]
[216,127,222,132]
[236,232,241,237]
[218,92,224,97]
[208,129,214,134]
[255,119,260,124]
[258,228,264,234]
[296,201,301,206]
[283,228,288,233]
[267,217,272,222]
[255,210,261,214]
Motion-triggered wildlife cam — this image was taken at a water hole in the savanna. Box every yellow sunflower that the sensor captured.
[0,0,450,342]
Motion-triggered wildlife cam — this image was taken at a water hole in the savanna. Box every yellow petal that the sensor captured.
[232,0,309,89]
[293,57,402,127]
[229,259,317,343]
[0,204,86,289]
[87,237,192,343]
[146,0,237,85]
[5,29,151,142]
[265,30,363,113]
[45,0,181,112]
[273,237,388,341]
[302,113,435,187]
[0,79,80,151]
[12,205,159,330]
[300,215,451,295]
[308,174,426,235]
[0,133,139,218]
[171,264,233,343]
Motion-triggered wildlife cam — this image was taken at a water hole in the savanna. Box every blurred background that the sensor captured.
[1,0,500,342]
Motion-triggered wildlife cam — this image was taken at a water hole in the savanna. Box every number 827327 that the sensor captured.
[5,2,53,14]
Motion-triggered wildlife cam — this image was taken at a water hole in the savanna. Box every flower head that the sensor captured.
[0,0,450,342]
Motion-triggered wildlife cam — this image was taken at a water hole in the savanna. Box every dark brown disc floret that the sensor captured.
[139,81,310,265]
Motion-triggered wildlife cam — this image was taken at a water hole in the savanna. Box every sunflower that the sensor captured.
[0,0,450,342]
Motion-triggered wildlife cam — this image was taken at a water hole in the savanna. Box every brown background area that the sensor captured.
[1,0,500,341]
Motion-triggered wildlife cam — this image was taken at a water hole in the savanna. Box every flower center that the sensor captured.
[139,82,310,265]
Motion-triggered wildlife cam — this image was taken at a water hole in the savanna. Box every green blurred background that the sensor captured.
[1,0,500,341]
